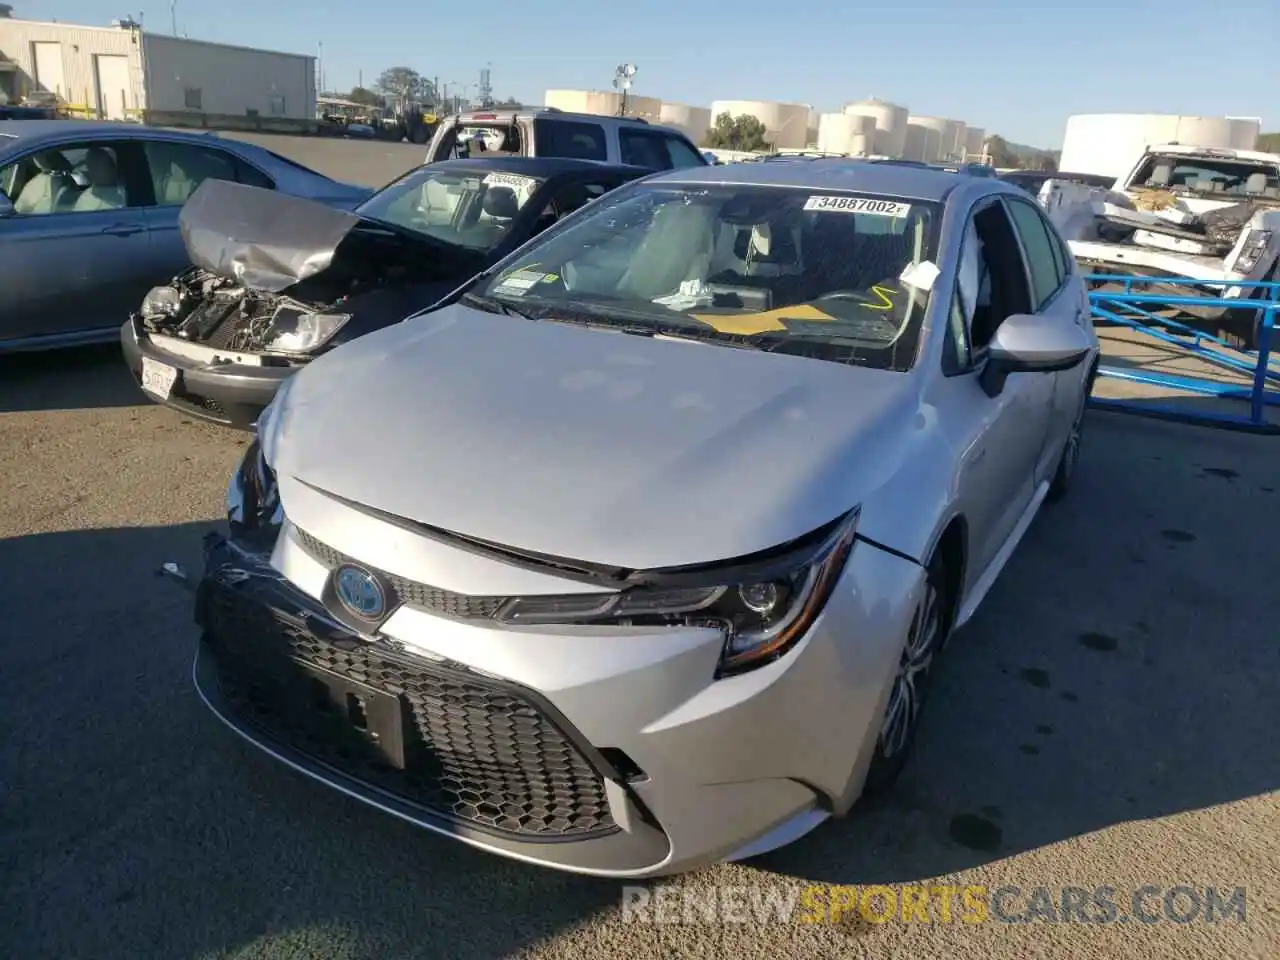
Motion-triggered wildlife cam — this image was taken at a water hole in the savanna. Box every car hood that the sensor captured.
[266,304,920,570]
[180,179,364,293]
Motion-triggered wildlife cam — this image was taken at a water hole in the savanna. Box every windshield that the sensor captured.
[472,183,941,371]
[1134,153,1280,199]
[356,166,545,250]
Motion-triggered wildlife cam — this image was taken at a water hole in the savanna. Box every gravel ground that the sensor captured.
[0,343,1276,960]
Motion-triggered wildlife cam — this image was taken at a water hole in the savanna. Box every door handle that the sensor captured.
[102,223,144,237]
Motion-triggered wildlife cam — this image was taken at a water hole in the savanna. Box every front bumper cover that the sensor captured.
[193,532,673,875]
[120,317,297,429]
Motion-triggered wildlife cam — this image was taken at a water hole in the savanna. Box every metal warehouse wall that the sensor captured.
[0,19,143,116]
[141,34,315,120]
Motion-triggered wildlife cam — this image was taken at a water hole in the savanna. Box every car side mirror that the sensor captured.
[0,194,14,217]
[979,312,1092,398]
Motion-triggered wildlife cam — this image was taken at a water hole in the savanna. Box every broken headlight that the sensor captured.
[1234,230,1273,275]
[227,437,281,544]
[140,284,181,318]
[267,311,351,355]
[495,510,860,676]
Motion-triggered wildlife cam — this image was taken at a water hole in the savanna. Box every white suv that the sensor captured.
[425,107,708,171]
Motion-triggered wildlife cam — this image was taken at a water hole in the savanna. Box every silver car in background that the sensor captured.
[193,160,1098,877]
[0,121,372,352]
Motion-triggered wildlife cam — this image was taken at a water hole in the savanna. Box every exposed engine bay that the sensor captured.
[141,220,460,356]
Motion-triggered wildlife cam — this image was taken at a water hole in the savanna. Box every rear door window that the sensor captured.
[533,119,607,161]
[619,129,670,170]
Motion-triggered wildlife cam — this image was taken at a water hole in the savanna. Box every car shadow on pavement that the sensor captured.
[753,409,1280,885]
[0,343,144,414]
[2,410,1277,959]
[0,520,619,960]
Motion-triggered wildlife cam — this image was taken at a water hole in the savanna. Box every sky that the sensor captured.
[18,0,1278,148]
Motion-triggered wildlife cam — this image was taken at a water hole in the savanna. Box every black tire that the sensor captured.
[862,554,950,797]
[1047,363,1095,503]
[1220,263,1279,352]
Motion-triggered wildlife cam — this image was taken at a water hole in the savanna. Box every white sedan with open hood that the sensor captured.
[185,159,1098,877]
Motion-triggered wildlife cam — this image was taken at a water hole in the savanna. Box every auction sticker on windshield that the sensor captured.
[803,196,911,217]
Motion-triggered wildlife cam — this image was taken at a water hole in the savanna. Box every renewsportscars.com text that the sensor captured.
[620,883,1249,926]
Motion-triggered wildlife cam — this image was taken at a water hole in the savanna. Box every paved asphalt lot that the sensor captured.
[220,131,429,188]
[2,135,1278,960]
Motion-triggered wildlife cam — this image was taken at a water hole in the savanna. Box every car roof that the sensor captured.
[428,155,651,178]
[645,158,978,202]
[0,120,250,157]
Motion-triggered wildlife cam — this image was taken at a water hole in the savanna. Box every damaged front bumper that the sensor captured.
[120,316,298,429]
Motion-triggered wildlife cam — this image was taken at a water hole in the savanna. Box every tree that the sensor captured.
[347,86,381,107]
[702,112,771,151]
[375,67,427,103]
[1029,151,1058,172]
[984,134,1018,169]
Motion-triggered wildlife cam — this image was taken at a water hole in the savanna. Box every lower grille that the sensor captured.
[202,582,618,840]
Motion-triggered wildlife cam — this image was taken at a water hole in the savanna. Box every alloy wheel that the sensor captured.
[878,580,942,759]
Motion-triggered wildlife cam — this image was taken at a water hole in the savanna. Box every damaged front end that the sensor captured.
[139,179,453,357]
[1039,178,1280,344]
[139,267,354,357]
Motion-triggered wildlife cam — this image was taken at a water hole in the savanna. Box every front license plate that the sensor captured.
[298,659,408,769]
[140,356,178,399]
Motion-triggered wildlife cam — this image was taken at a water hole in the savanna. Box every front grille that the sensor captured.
[202,582,618,840]
[292,526,507,620]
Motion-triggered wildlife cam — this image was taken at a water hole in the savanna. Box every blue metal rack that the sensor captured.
[1084,274,1279,434]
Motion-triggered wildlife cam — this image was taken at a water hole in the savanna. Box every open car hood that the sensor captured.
[179,179,364,293]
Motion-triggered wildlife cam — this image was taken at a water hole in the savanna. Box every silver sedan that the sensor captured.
[0,120,371,352]
[191,159,1099,877]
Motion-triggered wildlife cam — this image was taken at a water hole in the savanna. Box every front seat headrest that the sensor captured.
[1245,172,1268,195]
[32,151,72,174]
[482,186,518,219]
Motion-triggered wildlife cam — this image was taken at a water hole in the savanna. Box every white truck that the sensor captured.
[1036,143,1280,349]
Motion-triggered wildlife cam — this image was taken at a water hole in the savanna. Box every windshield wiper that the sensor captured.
[459,291,537,321]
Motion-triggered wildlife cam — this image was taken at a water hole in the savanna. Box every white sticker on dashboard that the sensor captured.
[900,259,941,292]
[803,195,912,217]
[483,172,539,191]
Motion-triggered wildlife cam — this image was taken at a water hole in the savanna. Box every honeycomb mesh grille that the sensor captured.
[292,526,507,620]
[203,582,618,839]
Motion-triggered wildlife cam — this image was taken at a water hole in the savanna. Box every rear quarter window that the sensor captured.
[533,119,607,161]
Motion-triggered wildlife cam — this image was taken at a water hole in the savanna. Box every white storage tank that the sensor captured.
[904,121,944,163]
[709,99,810,150]
[847,133,872,158]
[964,127,987,159]
[910,116,964,161]
[1058,113,1264,179]
[806,107,819,148]
[544,89,663,121]
[843,98,909,158]
[659,102,711,144]
[817,112,874,154]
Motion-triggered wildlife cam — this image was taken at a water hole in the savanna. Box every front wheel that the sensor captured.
[862,556,949,797]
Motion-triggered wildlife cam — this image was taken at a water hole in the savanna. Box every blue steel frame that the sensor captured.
[1085,274,1280,434]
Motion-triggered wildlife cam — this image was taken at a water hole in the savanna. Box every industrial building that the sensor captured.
[1058,113,1263,179]
[0,8,316,127]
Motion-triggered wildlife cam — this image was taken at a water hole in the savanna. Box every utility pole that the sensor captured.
[169,0,176,36]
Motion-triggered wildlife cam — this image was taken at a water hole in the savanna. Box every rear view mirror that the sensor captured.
[980,312,1091,397]
[0,193,13,217]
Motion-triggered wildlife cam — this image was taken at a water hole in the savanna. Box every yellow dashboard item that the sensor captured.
[689,303,837,335]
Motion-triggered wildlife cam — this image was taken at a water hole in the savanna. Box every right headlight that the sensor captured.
[1233,229,1273,275]
[140,284,181,318]
[495,510,860,676]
